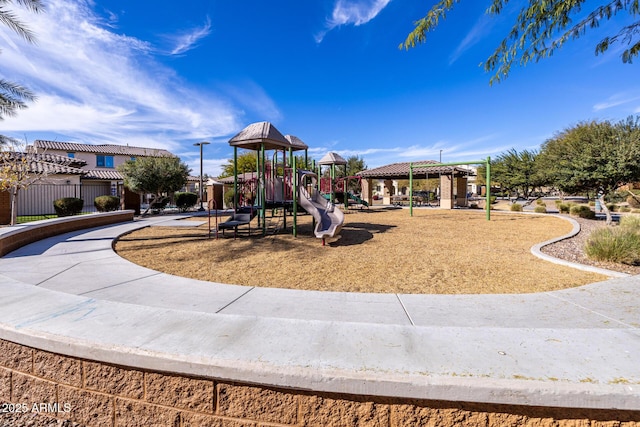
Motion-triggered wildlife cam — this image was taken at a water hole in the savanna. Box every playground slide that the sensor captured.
[347,192,369,207]
[298,173,344,240]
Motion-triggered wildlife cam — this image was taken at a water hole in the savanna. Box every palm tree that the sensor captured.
[0,0,43,121]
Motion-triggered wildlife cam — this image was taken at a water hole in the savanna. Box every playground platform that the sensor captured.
[0,213,638,425]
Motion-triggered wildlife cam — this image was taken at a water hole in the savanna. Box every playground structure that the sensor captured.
[225,121,345,241]
[316,152,368,209]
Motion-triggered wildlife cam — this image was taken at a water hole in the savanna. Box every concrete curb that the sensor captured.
[529,214,631,278]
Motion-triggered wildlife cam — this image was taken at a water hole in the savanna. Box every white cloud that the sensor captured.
[0,0,278,158]
[166,17,212,56]
[449,13,494,65]
[316,0,392,43]
[593,93,640,111]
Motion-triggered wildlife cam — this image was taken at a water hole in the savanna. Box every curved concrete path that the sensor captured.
[0,215,639,410]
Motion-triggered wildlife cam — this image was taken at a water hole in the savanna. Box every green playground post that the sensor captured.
[409,162,414,216]
[233,147,238,211]
[486,156,491,221]
[291,147,298,237]
[261,144,266,234]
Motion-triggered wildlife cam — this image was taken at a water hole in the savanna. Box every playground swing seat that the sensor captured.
[218,210,256,238]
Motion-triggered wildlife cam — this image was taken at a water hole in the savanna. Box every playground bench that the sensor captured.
[218,212,253,238]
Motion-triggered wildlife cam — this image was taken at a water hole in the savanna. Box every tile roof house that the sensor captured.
[0,152,87,178]
[33,140,175,182]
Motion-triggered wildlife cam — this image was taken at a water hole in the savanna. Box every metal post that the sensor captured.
[233,147,238,211]
[193,141,210,211]
[261,144,266,234]
[409,163,414,216]
[291,148,297,237]
[486,156,491,221]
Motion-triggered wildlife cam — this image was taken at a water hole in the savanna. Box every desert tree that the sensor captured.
[490,148,543,202]
[218,151,258,178]
[402,0,640,84]
[537,116,640,224]
[0,138,66,225]
[118,156,190,215]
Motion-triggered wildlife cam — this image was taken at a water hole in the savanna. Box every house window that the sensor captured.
[67,152,75,158]
[96,155,114,168]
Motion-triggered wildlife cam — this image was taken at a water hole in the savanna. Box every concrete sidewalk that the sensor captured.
[0,215,639,409]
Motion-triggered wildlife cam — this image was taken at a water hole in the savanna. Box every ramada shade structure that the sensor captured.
[356,160,474,180]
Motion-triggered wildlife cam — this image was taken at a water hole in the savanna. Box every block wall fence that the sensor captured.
[1,339,639,427]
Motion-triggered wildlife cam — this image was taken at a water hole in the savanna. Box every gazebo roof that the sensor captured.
[357,160,474,180]
[284,135,308,151]
[319,152,347,165]
[228,121,289,151]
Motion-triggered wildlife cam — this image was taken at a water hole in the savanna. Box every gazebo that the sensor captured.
[356,160,475,208]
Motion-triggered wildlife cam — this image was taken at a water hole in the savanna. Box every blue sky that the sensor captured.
[1,0,638,176]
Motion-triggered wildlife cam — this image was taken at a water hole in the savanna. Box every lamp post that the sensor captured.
[439,149,442,163]
[193,141,210,211]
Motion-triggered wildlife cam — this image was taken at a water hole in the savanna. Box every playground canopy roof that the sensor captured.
[319,152,347,165]
[229,122,308,152]
[284,135,309,151]
[356,160,475,180]
[229,121,289,151]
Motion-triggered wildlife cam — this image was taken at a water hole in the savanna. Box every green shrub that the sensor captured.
[558,203,570,214]
[554,200,563,206]
[585,227,640,265]
[175,192,198,212]
[94,195,120,212]
[469,203,479,209]
[510,203,523,212]
[606,203,617,212]
[620,206,631,213]
[533,206,547,214]
[53,197,84,217]
[588,201,596,207]
[570,205,596,219]
[489,196,497,204]
[620,215,640,231]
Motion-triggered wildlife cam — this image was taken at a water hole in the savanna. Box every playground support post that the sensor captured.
[409,157,491,220]
[291,147,298,237]
[233,147,238,212]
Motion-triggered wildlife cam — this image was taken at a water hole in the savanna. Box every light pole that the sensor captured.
[439,149,442,163]
[193,141,210,211]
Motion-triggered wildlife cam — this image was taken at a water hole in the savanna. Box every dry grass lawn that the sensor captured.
[115,208,607,294]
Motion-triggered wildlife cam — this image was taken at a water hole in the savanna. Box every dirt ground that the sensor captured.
[114,208,608,294]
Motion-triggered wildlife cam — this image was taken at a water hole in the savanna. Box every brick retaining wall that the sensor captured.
[0,210,134,257]
[1,340,639,427]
